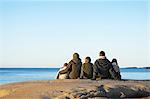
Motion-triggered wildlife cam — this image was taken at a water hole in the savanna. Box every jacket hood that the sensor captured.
[73,53,80,60]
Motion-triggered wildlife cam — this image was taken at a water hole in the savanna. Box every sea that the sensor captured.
[0,68,150,85]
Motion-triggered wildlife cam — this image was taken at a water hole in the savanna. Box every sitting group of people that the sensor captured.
[56,51,121,80]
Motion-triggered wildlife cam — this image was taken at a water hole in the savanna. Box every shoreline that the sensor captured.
[1,79,150,85]
[0,79,150,98]
[0,67,150,69]
[1,79,150,86]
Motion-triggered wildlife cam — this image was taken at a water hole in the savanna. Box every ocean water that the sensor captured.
[0,68,150,85]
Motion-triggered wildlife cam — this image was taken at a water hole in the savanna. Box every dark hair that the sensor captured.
[99,51,105,56]
[64,63,68,66]
[112,58,118,65]
[85,57,91,63]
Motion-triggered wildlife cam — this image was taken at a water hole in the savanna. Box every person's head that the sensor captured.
[64,63,68,66]
[73,53,79,60]
[85,57,91,63]
[112,58,117,64]
[99,51,105,56]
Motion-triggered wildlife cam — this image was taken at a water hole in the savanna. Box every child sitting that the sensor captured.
[111,58,120,73]
[56,63,69,79]
[111,58,121,80]
[80,57,93,79]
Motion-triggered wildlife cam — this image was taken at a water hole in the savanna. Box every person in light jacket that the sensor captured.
[56,63,69,79]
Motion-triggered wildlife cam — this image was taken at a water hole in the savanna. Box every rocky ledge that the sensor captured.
[0,79,150,99]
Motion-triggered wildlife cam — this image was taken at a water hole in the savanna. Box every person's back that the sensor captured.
[80,57,93,79]
[110,58,121,80]
[94,58,112,79]
[112,61,120,73]
[93,51,112,79]
[69,59,82,79]
[59,53,82,79]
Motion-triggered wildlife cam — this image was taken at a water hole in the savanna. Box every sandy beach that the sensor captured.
[0,79,150,99]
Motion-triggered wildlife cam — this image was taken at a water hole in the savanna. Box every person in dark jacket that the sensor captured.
[59,53,82,79]
[92,51,115,80]
[110,58,121,80]
[80,57,93,79]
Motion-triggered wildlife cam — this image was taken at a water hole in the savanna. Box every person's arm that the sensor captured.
[80,64,84,79]
[78,62,82,78]
[117,65,120,73]
[56,73,59,79]
[92,60,98,80]
[106,59,112,68]
[59,62,72,74]
[91,63,94,77]
[109,67,118,80]
[108,61,119,80]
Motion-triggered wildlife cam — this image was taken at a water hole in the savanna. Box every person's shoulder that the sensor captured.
[79,58,82,63]
[90,63,94,68]
[68,60,74,66]
[68,60,72,64]
[69,60,75,63]
[95,59,100,62]
[105,58,111,62]
[94,59,101,63]
[105,59,113,67]
[90,63,93,66]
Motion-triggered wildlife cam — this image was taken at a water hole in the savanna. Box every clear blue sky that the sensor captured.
[0,0,149,68]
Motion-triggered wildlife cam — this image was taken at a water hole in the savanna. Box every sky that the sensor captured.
[0,0,149,68]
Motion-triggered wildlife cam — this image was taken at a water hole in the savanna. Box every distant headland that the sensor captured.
[122,67,150,69]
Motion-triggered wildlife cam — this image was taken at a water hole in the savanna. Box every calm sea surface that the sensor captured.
[0,68,150,85]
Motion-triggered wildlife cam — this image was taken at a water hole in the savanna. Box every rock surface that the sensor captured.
[0,79,150,99]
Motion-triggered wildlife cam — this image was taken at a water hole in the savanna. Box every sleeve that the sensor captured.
[80,64,84,78]
[92,60,98,79]
[109,68,117,79]
[59,62,72,74]
[78,61,82,77]
[91,63,94,74]
[117,65,120,73]
[56,73,59,79]
[107,59,112,68]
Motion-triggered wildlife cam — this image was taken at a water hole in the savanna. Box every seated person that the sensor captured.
[59,53,82,79]
[56,63,69,79]
[92,51,114,80]
[80,57,93,79]
[111,58,121,80]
